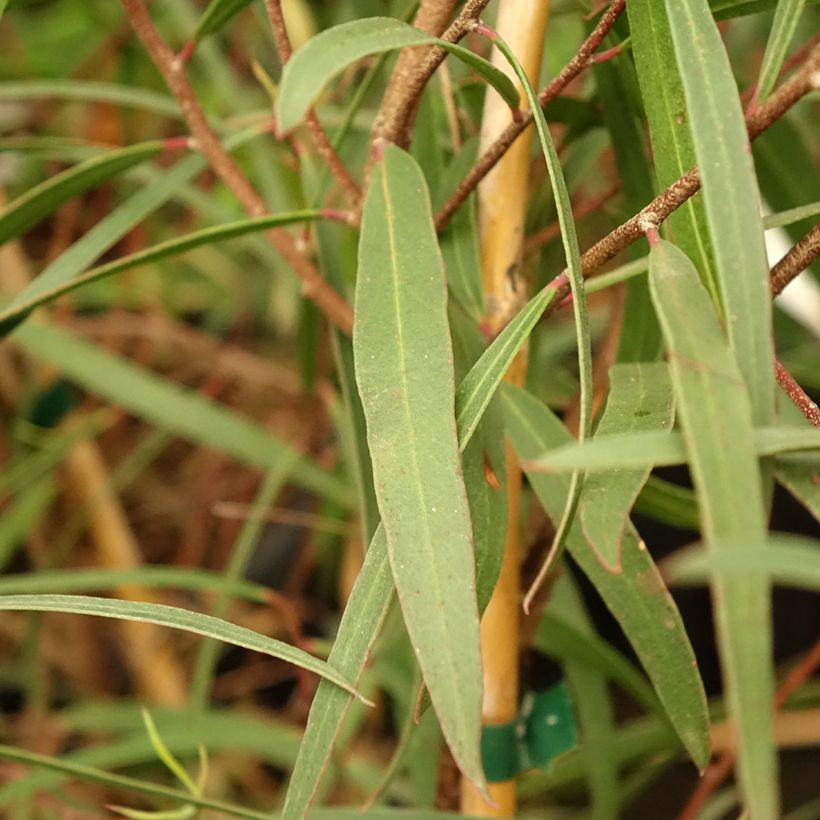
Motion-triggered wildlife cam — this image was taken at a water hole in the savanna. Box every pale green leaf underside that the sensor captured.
[276,17,519,132]
[502,384,711,769]
[578,362,674,571]
[649,236,776,816]
[353,145,484,792]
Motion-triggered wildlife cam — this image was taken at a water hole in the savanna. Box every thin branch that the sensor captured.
[369,0,491,161]
[775,359,820,428]
[263,0,361,206]
[771,222,820,296]
[120,0,353,335]
[435,0,626,231]
[679,640,820,820]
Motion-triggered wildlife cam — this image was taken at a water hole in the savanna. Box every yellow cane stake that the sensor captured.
[461,1,551,815]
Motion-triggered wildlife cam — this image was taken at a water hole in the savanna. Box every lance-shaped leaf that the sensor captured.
[649,237,776,815]
[502,384,710,769]
[353,145,485,793]
[756,0,807,101]
[0,209,324,332]
[666,0,775,426]
[283,250,561,818]
[628,0,718,301]
[194,0,254,43]
[527,426,820,472]
[276,18,519,133]
[0,595,365,701]
[0,141,166,245]
[579,362,674,572]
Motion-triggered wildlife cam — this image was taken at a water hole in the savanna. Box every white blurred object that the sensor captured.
[765,222,820,339]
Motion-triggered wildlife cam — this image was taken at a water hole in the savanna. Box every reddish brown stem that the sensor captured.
[775,359,820,428]
[435,0,626,231]
[771,223,820,296]
[264,0,361,206]
[679,640,820,820]
[120,0,353,335]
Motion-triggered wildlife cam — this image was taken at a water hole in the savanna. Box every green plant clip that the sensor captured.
[480,683,577,783]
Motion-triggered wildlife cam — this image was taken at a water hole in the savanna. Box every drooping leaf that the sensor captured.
[276,18,519,133]
[0,210,324,332]
[503,384,711,770]
[353,145,484,792]
[489,28,593,598]
[666,0,775,427]
[0,595,365,700]
[14,322,351,506]
[578,363,674,572]
[756,0,807,100]
[648,236,776,814]
[0,141,166,246]
[775,456,820,522]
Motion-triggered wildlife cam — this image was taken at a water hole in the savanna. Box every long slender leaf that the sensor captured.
[664,535,820,590]
[578,363,673,572]
[0,567,268,601]
[666,0,775,426]
[649,237,776,815]
[502,383,711,769]
[354,145,484,792]
[0,141,166,245]
[489,28,593,601]
[527,426,820,472]
[0,594,365,700]
[776,457,820,522]
[0,80,182,118]
[0,209,324,331]
[14,322,352,506]
[276,18,519,133]
[757,0,807,101]
[194,0,254,42]
[283,234,558,819]
[628,0,718,301]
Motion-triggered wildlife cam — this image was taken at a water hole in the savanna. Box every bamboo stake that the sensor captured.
[461,2,551,815]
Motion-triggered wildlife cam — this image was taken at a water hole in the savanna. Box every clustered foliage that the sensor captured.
[0,1,818,819]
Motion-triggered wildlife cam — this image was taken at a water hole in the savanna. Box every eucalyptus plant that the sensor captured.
[0,0,818,818]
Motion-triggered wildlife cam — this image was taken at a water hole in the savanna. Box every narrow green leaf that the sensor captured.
[0,141,166,245]
[578,363,673,572]
[0,80,181,118]
[489,28,593,601]
[0,594,365,700]
[194,0,254,42]
[628,0,718,301]
[354,145,484,792]
[756,0,807,101]
[0,479,56,573]
[763,201,820,230]
[440,196,484,321]
[14,322,352,506]
[666,0,775,426]
[0,567,268,601]
[283,262,566,818]
[634,476,701,532]
[649,237,776,815]
[528,426,820,472]
[276,18,519,133]
[1,129,259,327]
[503,383,711,770]
[0,209,324,332]
[665,535,820,590]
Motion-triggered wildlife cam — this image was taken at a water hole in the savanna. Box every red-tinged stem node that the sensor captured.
[177,39,195,66]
